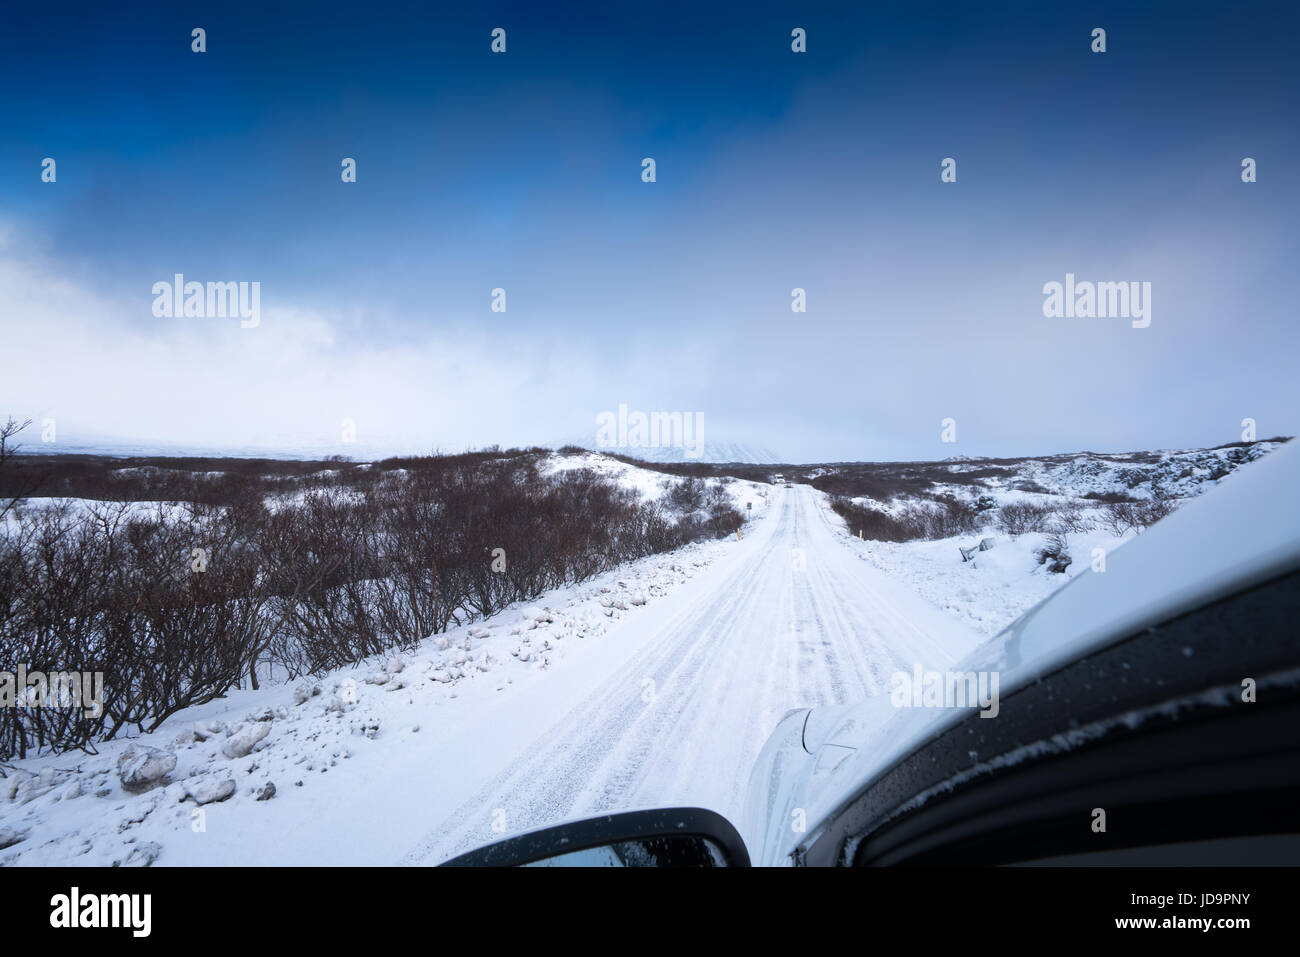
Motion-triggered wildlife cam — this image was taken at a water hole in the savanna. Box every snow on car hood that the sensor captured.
[752,439,1300,864]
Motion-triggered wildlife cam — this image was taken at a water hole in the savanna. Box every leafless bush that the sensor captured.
[1101,495,1178,536]
[263,489,392,675]
[97,502,271,738]
[0,501,113,758]
[994,501,1054,537]
[259,461,740,679]
[829,496,976,542]
[1051,501,1094,533]
[666,476,708,512]
[1034,532,1073,574]
[1098,501,1133,535]
[1,448,742,757]
[830,498,914,542]
[1082,489,1138,505]
[926,495,981,538]
[0,417,40,522]
[1136,496,1177,528]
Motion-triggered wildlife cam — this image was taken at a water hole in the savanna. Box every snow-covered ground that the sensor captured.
[834,523,1136,637]
[970,442,1281,500]
[1,481,976,866]
[1,535,739,865]
[845,441,1283,510]
[1,444,1281,866]
[822,442,1287,637]
[540,450,769,512]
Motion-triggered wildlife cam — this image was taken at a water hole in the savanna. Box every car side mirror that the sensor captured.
[439,807,751,867]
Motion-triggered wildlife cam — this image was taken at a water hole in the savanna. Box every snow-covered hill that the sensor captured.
[551,437,784,465]
[936,442,1282,501]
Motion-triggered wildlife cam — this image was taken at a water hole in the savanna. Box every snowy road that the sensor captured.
[8,449,1283,868]
[0,482,983,866]
[399,484,978,865]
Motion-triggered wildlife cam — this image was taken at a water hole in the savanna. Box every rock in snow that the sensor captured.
[120,841,163,867]
[117,746,177,792]
[192,720,225,742]
[3,769,60,805]
[221,721,271,759]
[185,777,237,805]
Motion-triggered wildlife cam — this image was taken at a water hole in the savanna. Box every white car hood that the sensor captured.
[746,439,1300,865]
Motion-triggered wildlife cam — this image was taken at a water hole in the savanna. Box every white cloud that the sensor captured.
[0,234,613,456]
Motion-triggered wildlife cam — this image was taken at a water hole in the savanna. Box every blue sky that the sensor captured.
[1,1,1296,461]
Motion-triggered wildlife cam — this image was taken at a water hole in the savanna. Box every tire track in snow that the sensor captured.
[399,484,976,864]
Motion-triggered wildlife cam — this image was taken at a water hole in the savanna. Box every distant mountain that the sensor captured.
[551,437,784,465]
